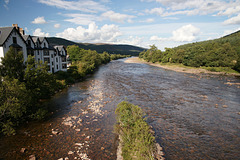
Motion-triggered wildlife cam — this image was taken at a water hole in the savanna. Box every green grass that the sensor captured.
[115,101,155,160]
[201,66,240,74]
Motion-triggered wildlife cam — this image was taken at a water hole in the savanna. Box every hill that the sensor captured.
[139,30,240,72]
[47,37,146,56]
[173,30,240,53]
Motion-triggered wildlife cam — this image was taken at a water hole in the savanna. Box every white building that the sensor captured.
[0,25,27,63]
[0,24,68,73]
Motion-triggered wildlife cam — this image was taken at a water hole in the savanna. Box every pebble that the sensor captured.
[68,151,74,155]
[75,129,81,132]
[20,148,26,153]
[52,130,59,135]
[29,155,36,160]
[95,128,101,132]
[223,105,228,108]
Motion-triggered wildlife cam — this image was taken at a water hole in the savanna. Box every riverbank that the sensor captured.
[125,57,240,76]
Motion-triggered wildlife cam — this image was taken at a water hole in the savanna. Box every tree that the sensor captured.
[0,77,29,135]
[66,45,81,61]
[101,51,111,64]
[0,47,25,82]
[24,56,57,100]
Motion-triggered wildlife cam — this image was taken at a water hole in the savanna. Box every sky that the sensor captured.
[1,0,240,50]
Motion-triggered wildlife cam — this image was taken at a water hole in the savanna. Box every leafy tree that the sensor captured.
[0,77,29,135]
[66,45,81,61]
[100,51,111,64]
[24,56,58,100]
[0,47,25,82]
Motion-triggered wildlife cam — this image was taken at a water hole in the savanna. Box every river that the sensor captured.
[0,58,240,160]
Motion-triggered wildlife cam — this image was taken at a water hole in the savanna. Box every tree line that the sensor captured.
[0,45,130,135]
[139,40,240,72]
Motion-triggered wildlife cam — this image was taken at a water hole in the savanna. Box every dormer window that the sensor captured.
[44,43,46,48]
[13,37,17,44]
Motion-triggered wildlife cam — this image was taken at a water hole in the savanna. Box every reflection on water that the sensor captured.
[0,58,240,160]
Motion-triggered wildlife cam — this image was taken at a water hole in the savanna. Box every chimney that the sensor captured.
[12,24,20,32]
[19,28,25,35]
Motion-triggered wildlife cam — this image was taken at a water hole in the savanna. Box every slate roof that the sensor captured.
[0,27,14,45]
[22,35,30,41]
[31,36,39,43]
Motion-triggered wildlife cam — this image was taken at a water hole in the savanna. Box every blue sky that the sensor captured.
[1,0,240,50]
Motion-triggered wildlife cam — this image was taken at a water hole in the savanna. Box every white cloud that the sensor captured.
[223,14,240,25]
[145,7,165,15]
[24,27,29,33]
[4,0,10,9]
[139,18,155,23]
[222,27,240,36]
[143,0,240,18]
[54,23,61,28]
[101,11,135,23]
[63,13,97,25]
[33,28,50,37]
[218,6,240,16]
[150,24,200,42]
[172,24,200,41]
[150,36,168,41]
[38,0,106,13]
[56,22,122,43]
[116,36,144,47]
[32,16,47,24]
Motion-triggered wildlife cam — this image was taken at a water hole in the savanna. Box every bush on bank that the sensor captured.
[115,101,155,160]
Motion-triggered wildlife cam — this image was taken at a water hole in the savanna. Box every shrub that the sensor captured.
[115,101,155,160]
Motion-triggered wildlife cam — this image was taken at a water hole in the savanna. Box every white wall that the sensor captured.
[2,29,27,62]
[0,47,4,62]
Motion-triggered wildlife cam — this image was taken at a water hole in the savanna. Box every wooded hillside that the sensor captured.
[139,30,240,72]
[47,37,145,56]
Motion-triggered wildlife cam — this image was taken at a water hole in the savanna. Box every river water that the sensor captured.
[0,58,240,160]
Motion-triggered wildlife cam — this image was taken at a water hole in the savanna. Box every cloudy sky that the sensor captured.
[1,0,240,50]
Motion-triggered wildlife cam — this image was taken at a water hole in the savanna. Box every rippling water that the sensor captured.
[0,58,240,160]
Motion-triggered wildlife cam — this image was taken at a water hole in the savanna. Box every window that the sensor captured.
[28,40,31,45]
[13,37,17,44]
[47,65,51,71]
[62,64,67,69]
[44,50,49,56]
[62,57,66,62]
[44,43,46,48]
[44,58,50,63]
[38,58,40,62]
[37,50,39,55]
[51,54,53,58]
[57,65,58,69]
[56,57,58,62]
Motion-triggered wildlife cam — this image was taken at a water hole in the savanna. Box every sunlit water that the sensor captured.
[0,58,240,160]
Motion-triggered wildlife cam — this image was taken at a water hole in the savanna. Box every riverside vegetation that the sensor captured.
[139,30,240,74]
[115,101,156,160]
[0,46,129,135]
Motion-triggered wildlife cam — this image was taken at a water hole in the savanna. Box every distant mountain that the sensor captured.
[47,37,146,56]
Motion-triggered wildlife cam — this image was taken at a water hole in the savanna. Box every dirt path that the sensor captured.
[125,57,240,76]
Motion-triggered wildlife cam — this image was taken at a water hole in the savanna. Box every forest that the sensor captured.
[139,30,240,73]
[0,46,129,135]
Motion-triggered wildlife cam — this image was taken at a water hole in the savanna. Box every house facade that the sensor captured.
[0,24,68,73]
[0,26,27,63]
